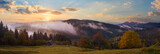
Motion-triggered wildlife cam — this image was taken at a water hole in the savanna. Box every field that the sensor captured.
[0,45,159,54]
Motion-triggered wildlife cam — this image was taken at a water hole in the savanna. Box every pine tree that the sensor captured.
[0,21,4,38]
[43,32,49,40]
[15,29,19,39]
[49,34,53,40]
[3,31,17,45]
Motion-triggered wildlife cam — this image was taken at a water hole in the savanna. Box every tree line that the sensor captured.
[0,21,71,46]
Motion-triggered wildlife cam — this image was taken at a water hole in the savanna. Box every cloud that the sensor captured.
[36,10,62,15]
[151,0,160,11]
[96,13,104,17]
[51,11,62,15]
[121,14,160,23]
[104,6,116,11]
[148,0,160,16]
[61,7,79,12]
[124,1,133,8]
[24,1,29,4]
[0,0,62,15]
[148,11,160,16]
[29,21,77,35]
[0,0,15,13]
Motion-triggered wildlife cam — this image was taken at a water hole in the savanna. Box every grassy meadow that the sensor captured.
[0,45,159,54]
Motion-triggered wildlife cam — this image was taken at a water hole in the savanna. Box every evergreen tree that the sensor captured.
[15,29,19,39]
[0,21,4,38]
[43,32,49,40]
[49,34,53,40]
[53,34,71,45]
[2,31,17,45]
[33,32,38,40]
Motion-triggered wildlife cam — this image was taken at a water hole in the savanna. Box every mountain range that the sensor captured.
[5,19,160,40]
[119,22,160,30]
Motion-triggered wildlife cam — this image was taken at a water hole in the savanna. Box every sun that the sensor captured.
[44,17,50,21]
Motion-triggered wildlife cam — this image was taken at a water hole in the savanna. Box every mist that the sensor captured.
[5,21,77,35]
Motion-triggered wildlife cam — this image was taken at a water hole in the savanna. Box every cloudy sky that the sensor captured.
[0,0,159,23]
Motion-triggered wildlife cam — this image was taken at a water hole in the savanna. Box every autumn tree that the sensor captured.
[18,29,29,45]
[77,37,92,48]
[93,31,109,50]
[119,30,142,49]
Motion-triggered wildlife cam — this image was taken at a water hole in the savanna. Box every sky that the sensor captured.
[0,0,160,23]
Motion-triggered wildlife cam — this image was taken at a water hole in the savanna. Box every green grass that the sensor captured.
[0,45,159,54]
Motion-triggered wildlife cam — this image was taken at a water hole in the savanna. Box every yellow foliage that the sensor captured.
[119,30,142,49]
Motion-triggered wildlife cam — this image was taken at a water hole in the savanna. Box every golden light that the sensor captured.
[44,17,50,21]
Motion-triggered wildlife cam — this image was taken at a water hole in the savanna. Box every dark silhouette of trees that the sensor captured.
[53,34,71,45]
[31,32,49,46]
[2,30,17,45]
[0,21,49,46]
[15,29,19,39]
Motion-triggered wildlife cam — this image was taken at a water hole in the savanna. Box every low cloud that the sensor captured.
[124,1,133,8]
[6,21,78,35]
[61,7,79,12]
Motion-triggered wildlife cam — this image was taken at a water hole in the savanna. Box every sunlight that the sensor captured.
[44,17,50,21]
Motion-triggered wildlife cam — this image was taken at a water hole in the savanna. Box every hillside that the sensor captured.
[6,19,126,39]
[63,19,126,38]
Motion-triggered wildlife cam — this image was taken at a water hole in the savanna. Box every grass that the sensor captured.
[141,43,160,54]
[0,45,159,54]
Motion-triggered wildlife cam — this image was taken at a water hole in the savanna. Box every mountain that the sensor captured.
[6,19,126,40]
[63,19,126,38]
[119,22,160,30]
